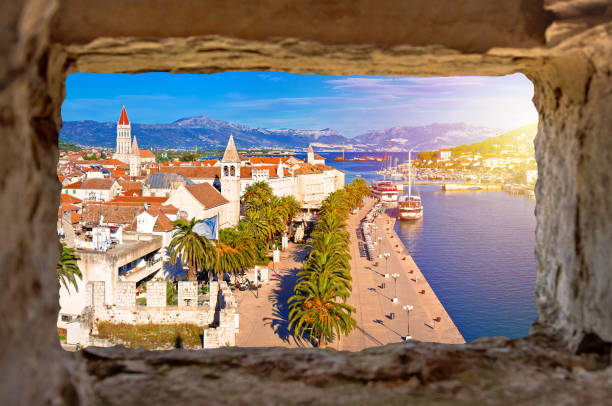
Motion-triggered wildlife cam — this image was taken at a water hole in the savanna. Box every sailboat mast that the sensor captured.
[408,150,412,198]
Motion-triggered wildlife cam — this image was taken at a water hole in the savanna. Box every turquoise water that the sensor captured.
[317,151,537,342]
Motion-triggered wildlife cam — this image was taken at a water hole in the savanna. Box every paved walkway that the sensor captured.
[339,198,464,350]
[234,244,309,347]
[234,197,464,349]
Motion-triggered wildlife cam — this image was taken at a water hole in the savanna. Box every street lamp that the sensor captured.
[378,236,383,256]
[383,252,390,278]
[391,273,400,302]
[402,305,414,340]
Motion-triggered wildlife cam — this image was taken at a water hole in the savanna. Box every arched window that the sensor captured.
[230,166,235,176]
[224,166,229,176]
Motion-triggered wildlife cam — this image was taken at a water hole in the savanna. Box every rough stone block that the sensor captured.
[147,281,167,307]
[178,281,197,307]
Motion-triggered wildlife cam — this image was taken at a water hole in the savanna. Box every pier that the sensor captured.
[339,198,465,350]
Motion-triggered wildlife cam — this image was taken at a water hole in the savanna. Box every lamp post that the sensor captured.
[391,273,400,302]
[378,236,383,256]
[383,252,390,278]
[402,305,413,340]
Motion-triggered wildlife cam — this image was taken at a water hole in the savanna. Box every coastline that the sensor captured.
[340,198,464,351]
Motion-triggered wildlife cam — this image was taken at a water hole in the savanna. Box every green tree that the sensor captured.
[214,227,259,280]
[288,272,356,347]
[241,181,273,215]
[168,218,216,281]
[57,243,82,291]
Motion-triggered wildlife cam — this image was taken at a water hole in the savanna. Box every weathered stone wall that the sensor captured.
[113,281,136,307]
[0,0,611,404]
[527,26,612,351]
[146,281,166,307]
[178,281,198,307]
[203,281,238,348]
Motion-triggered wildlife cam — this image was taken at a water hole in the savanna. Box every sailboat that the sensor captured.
[398,150,423,220]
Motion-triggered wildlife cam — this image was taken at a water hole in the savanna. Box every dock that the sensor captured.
[339,198,465,350]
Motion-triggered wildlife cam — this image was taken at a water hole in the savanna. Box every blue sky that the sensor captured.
[62,72,538,137]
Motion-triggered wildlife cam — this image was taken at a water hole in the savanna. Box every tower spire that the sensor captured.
[118,105,130,125]
[131,136,139,154]
[222,134,240,162]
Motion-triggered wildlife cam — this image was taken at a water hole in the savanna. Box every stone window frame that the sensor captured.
[2,2,611,404]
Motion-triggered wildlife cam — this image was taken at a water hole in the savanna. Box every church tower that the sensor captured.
[129,136,141,177]
[113,105,132,163]
[307,144,315,165]
[220,135,241,226]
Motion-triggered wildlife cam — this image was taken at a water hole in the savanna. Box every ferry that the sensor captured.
[398,150,423,220]
[371,180,399,202]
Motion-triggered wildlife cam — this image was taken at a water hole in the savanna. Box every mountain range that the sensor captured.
[59,115,505,151]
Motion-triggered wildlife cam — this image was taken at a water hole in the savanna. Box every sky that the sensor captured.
[62,72,538,137]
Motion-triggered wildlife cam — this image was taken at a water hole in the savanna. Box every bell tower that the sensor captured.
[113,105,132,163]
[220,135,241,226]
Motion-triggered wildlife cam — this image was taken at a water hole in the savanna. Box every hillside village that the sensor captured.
[412,123,538,186]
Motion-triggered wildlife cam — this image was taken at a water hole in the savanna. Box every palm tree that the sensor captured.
[277,195,301,229]
[214,227,259,280]
[242,181,273,215]
[57,243,82,291]
[261,205,284,246]
[288,272,356,347]
[168,218,216,281]
[300,250,352,296]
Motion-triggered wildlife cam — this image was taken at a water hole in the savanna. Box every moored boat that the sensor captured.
[371,180,399,202]
[398,149,423,220]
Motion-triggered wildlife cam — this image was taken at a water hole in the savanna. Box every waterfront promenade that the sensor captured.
[234,197,464,349]
[339,197,465,350]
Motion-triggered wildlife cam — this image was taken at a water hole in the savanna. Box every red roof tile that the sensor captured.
[81,178,116,190]
[60,194,83,204]
[185,183,228,209]
[160,166,220,179]
[63,181,82,189]
[139,150,154,158]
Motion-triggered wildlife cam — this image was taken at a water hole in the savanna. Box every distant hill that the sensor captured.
[60,115,511,152]
[58,140,81,151]
[447,123,537,155]
[351,123,502,151]
[417,123,538,160]
[59,116,348,150]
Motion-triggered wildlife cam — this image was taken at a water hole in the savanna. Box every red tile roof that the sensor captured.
[109,196,168,206]
[61,203,80,211]
[247,156,290,165]
[160,166,220,179]
[63,181,82,189]
[185,183,228,209]
[82,203,142,225]
[118,105,129,125]
[145,208,175,232]
[81,178,116,190]
[60,194,83,204]
[139,150,154,158]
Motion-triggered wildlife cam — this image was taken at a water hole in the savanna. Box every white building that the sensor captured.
[438,149,452,161]
[165,182,234,228]
[62,178,121,202]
